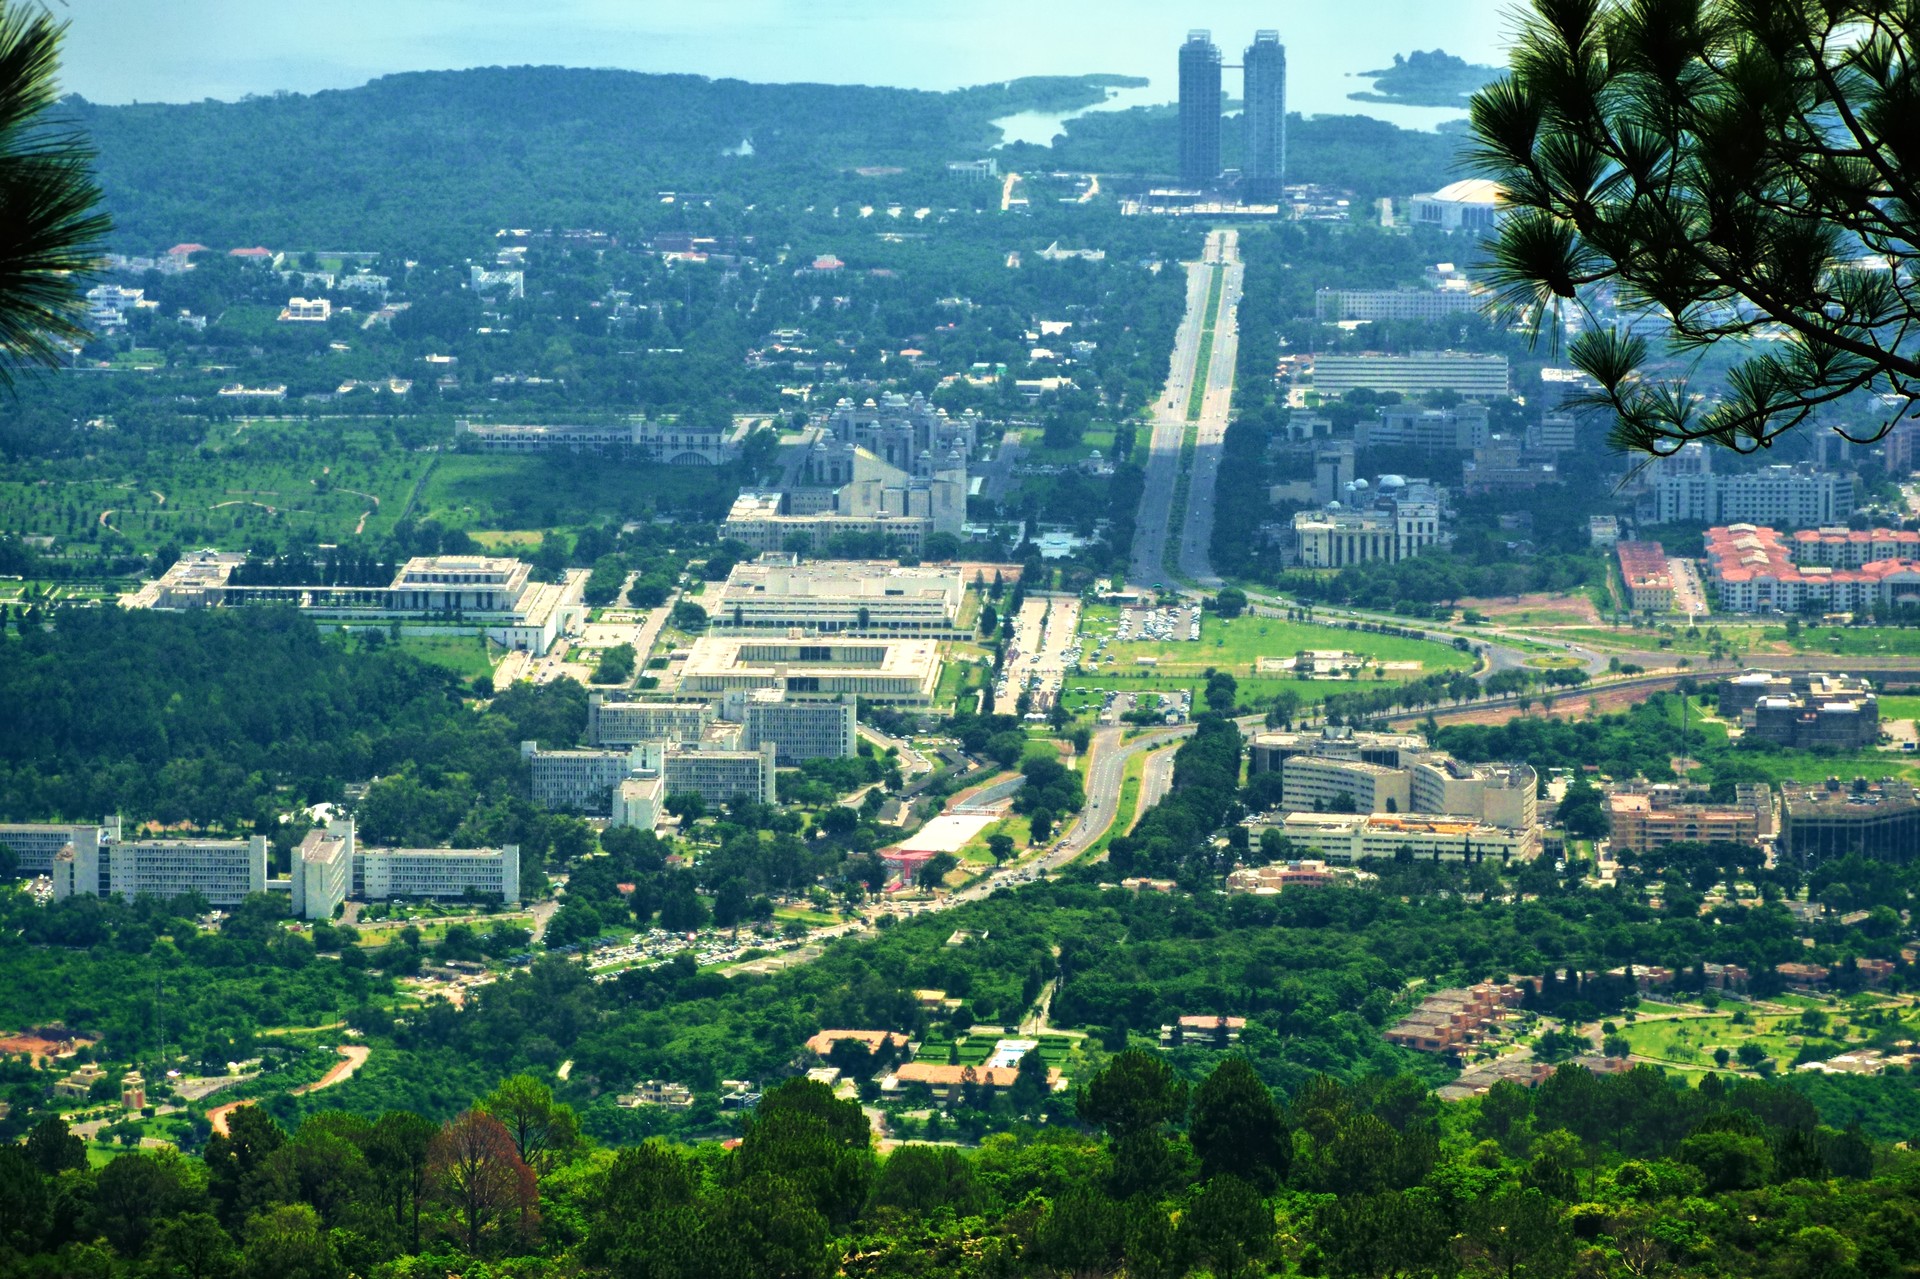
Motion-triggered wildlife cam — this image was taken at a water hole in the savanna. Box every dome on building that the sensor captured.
[1427,178,1504,205]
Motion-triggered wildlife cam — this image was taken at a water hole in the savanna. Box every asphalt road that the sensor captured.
[1129,233,1224,588]
[1176,230,1243,587]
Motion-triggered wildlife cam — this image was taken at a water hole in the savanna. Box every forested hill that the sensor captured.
[68,68,1122,252]
[69,66,1460,253]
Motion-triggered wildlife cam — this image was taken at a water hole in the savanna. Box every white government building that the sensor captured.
[711,558,966,637]
[125,551,587,655]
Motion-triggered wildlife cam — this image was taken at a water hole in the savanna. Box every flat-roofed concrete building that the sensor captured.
[1606,792,1762,853]
[611,774,667,832]
[292,821,354,920]
[1719,671,1878,749]
[713,558,964,637]
[1781,779,1920,862]
[1314,288,1484,323]
[1281,756,1411,815]
[680,637,941,707]
[456,418,740,465]
[1249,726,1426,773]
[522,742,653,814]
[356,845,520,904]
[0,816,119,877]
[586,695,716,748]
[129,551,585,655]
[1314,352,1509,399]
[1274,812,1528,863]
[662,742,777,809]
[1409,757,1538,832]
[52,827,268,906]
[723,690,857,764]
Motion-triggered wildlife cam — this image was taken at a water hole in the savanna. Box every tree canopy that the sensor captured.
[1471,0,1920,455]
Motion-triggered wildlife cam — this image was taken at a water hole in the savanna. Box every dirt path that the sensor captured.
[207,1045,370,1135]
[98,509,115,528]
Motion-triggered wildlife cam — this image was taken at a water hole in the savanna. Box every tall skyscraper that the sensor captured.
[1243,30,1287,200]
[1178,30,1222,188]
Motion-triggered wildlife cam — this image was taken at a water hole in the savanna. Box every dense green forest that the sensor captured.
[3,1058,1915,1279]
[71,71,1119,251]
[68,67,1465,252]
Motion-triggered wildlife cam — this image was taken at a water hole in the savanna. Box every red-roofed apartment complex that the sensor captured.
[1616,541,1674,612]
[1704,524,1920,613]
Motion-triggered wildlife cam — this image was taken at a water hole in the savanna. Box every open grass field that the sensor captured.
[1770,625,1920,657]
[0,419,427,555]
[1066,606,1470,716]
[416,453,733,531]
[1878,694,1920,721]
[392,633,498,681]
[1,420,744,568]
[1619,993,1920,1075]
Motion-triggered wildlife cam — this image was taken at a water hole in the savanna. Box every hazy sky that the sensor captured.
[59,1,1512,125]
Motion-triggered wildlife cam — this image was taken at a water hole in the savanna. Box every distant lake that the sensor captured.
[67,0,1509,134]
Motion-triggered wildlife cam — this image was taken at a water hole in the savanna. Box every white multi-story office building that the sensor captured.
[1271,812,1527,862]
[522,742,653,814]
[723,690,857,764]
[679,638,941,706]
[661,742,778,809]
[586,695,716,748]
[1293,502,1446,568]
[1407,758,1538,832]
[130,552,586,656]
[356,845,520,905]
[1281,757,1412,814]
[1314,289,1485,324]
[52,827,268,906]
[0,816,119,877]
[1653,466,1853,528]
[292,821,354,921]
[1314,352,1509,399]
[611,774,667,832]
[712,559,965,637]
[1359,404,1492,452]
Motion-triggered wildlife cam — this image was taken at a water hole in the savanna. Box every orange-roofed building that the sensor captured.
[889,1061,1060,1100]
[1705,524,1920,613]
[805,1029,909,1056]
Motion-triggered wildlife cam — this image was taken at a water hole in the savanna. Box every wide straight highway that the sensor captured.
[1129,228,1243,590]
[1178,231,1243,586]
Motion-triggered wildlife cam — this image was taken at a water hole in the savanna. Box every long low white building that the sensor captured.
[126,552,587,655]
[355,844,521,905]
[712,558,965,637]
[679,637,941,706]
[1268,812,1531,862]
[53,827,269,906]
[0,816,120,877]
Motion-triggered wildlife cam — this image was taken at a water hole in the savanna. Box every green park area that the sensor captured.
[1063,604,1472,715]
[414,452,732,531]
[913,1030,1080,1075]
[0,419,424,557]
[0,421,738,565]
[1617,992,1920,1078]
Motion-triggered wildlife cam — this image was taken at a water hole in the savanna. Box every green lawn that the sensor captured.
[393,633,497,681]
[0,420,427,555]
[1076,606,1470,684]
[1768,625,1920,657]
[417,453,733,530]
[1619,999,1920,1073]
[1879,695,1920,721]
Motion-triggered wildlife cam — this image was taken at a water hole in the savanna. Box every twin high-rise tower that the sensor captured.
[1178,28,1287,198]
